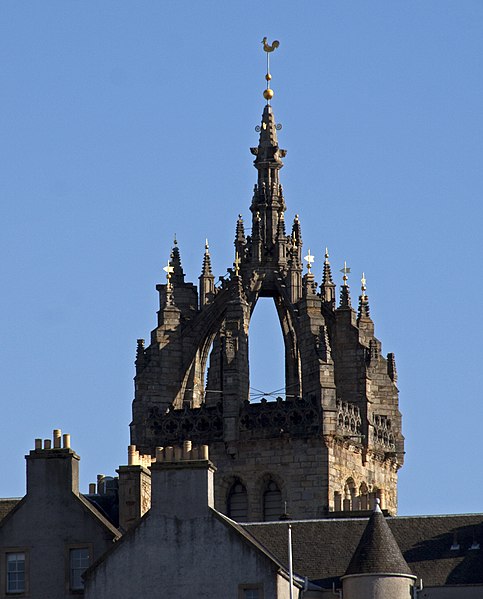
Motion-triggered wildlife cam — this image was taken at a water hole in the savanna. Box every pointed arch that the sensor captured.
[263,480,283,521]
[227,479,249,522]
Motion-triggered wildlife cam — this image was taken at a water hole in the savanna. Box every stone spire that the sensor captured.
[357,272,371,320]
[135,338,146,372]
[321,247,336,308]
[275,210,287,265]
[199,240,215,308]
[303,249,317,297]
[234,214,246,260]
[249,104,287,254]
[290,214,302,268]
[339,262,352,309]
[170,236,185,284]
[357,272,374,343]
[201,239,213,277]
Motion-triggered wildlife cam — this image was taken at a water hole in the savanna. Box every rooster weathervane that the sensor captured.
[261,37,280,103]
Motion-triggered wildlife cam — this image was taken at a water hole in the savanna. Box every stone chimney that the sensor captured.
[150,441,215,519]
[117,445,153,531]
[26,429,79,497]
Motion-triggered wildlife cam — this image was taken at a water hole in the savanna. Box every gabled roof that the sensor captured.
[0,499,21,523]
[0,493,119,540]
[243,513,483,588]
[76,494,120,538]
[344,504,413,576]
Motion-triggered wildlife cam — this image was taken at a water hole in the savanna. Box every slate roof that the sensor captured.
[345,505,413,576]
[84,493,119,528]
[243,513,483,588]
[0,499,21,522]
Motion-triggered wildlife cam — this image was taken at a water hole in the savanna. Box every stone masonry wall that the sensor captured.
[327,438,399,514]
[211,436,329,520]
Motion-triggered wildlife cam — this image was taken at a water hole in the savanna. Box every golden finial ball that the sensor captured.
[263,88,274,100]
[265,73,272,81]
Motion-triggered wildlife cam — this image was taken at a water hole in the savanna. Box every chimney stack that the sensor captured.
[26,429,80,497]
[150,442,215,519]
[117,445,154,531]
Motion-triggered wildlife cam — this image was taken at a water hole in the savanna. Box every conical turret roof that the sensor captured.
[345,503,413,576]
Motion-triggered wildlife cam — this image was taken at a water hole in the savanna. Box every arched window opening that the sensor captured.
[227,481,248,522]
[343,478,356,511]
[263,480,282,521]
[248,298,285,402]
[359,483,369,510]
[204,335,223,406]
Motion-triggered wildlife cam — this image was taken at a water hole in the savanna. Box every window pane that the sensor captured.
[6,553,25,593]
[263,482,282,521]
[244,590,259,599]
[228,482,248,522]
[70,548,90,590]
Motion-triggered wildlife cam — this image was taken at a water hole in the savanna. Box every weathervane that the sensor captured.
[340,261,351,286]
[261,37,279,104]
[163,261,174,287]
[234,251,241,276]
[304,249,315,273]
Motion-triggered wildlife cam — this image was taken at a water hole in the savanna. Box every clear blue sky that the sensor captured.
[1,1,482,516]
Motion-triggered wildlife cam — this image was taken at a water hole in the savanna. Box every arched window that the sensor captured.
[248,298,285,401]
[359,482,369,510]
[263,481,282,521]
[344,478,356,511]
[227,482,248,522]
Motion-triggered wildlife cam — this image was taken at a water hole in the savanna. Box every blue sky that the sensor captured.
[1,1,482,516]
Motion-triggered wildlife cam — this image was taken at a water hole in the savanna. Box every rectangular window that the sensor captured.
[6,553,25,594]
[69,547,90,591]
[238,585,263,599]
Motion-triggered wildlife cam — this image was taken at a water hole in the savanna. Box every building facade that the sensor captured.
[0,431,119,599]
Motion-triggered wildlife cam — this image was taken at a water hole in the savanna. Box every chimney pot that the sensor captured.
[53,429,62,448]
[128,445,136,466]
[183,440,192,459]
[44,439,51,449]
[63,434,70,449]
[34,439,42,450]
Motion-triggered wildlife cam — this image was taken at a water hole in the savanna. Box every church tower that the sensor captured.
[130,41,404,520]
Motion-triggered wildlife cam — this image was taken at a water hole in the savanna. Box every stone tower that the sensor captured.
[130,71,404,520]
